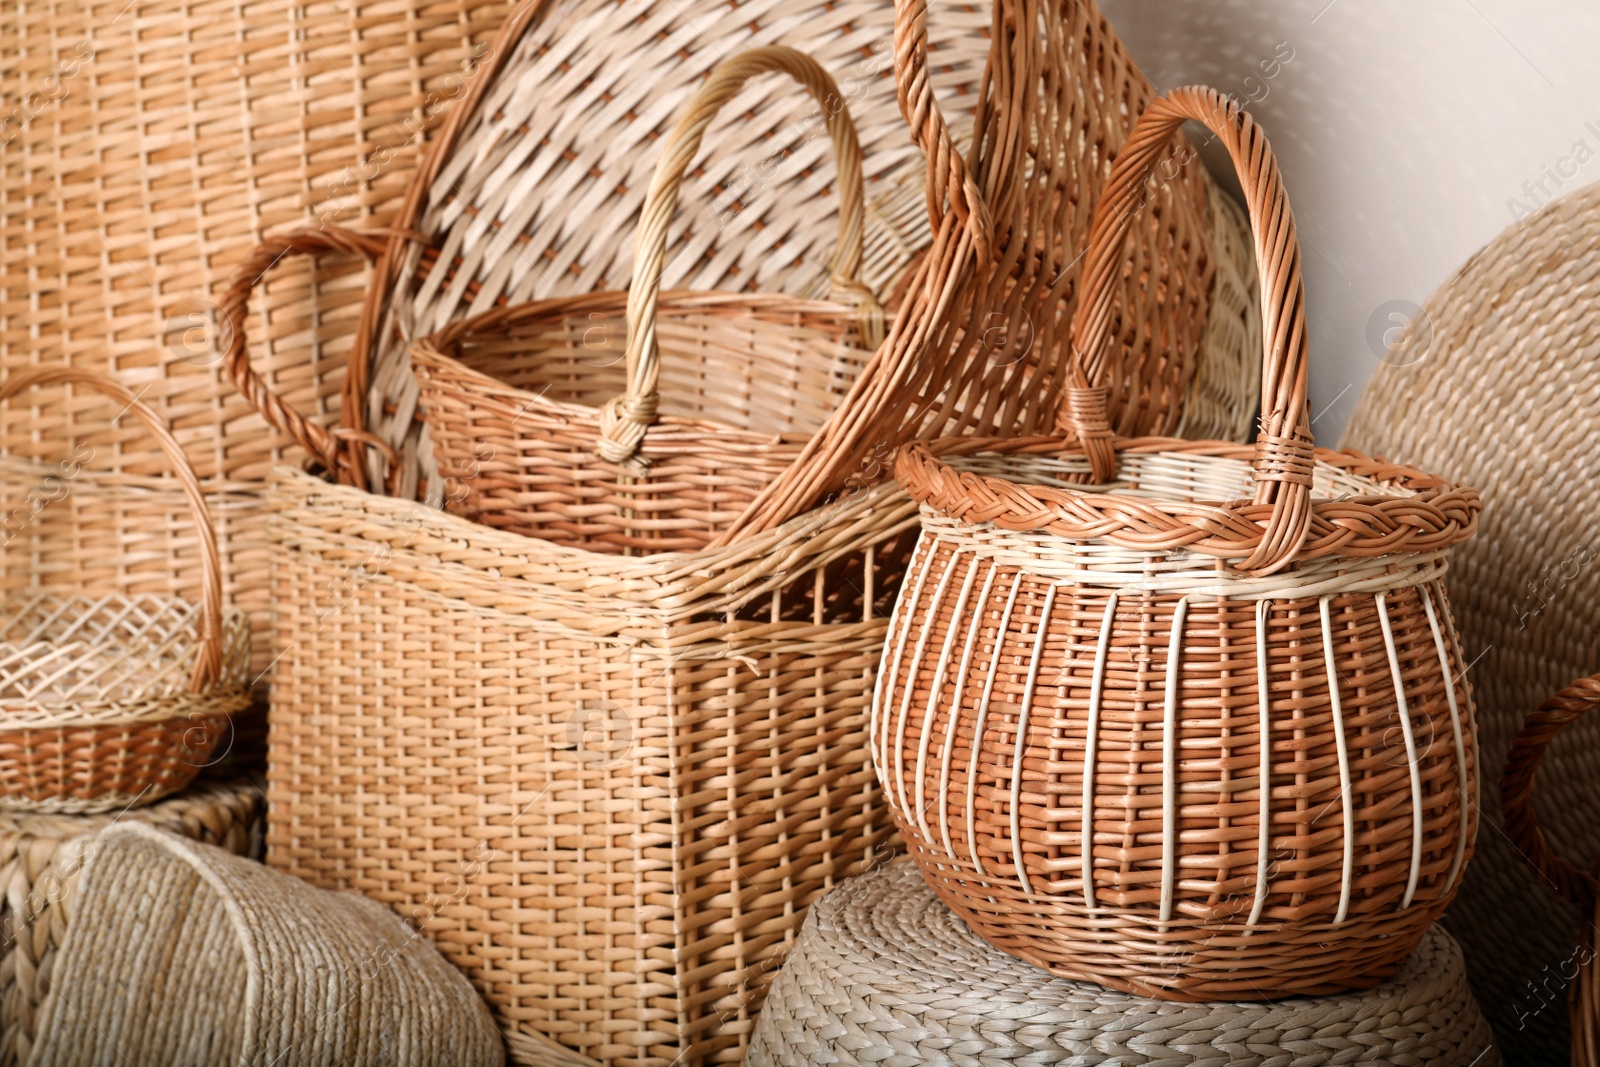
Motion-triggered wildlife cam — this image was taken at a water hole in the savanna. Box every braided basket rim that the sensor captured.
[894,433,1481,563]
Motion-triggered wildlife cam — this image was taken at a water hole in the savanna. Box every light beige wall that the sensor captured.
[1100,0,1600,439]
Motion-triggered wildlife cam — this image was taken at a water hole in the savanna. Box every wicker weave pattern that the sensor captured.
[266,466,917,1065]
[0,777,263,1067]
[411,46,886,549]
[748,859,1500,1067]
[876,88,1482,1001]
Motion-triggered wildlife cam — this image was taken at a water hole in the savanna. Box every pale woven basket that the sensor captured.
[1342,177,1600,1066]
[0,776,263,1067]
[748,859,1501,1066]
[29,821,504,1067]
[0,368,251,814]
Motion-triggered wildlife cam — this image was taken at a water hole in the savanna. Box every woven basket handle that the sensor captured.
[1064,87,1313,575]
[599,45,884,468]
[221,225,394,490]
[892,0,992,253]
[0,367,224,693]
[1502,674,1600,912]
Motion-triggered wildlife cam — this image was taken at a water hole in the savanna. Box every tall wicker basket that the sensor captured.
[877,87,1483,1001]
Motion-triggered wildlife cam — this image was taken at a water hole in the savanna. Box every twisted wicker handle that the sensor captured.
[221,225,393,489]
[599,45,885,467]
[1501,674,1600,912]
[891,0,992,254]
[1065,87,1313,575]
[0,367,224,693]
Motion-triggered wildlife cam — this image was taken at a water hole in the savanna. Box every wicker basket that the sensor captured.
[748,859,1500,1066]
[264,465,917,1065]
[221,0,1253,513]
[28,821,503,1067]
[411,46,885,549]
[1502,674,1600,1067]
[0,776,263,1067]
[0,368,251,814]
[876,87,1483,1001]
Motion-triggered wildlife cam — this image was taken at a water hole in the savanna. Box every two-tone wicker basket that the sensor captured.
[0,368,251,813]
[876,87,1483,1001]
[411,46,884,550]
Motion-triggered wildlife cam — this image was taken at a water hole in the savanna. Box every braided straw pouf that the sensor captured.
[749,861,1499,1067]
[0,777,263,1066]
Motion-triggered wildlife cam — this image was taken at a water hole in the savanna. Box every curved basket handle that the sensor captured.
[598,45,885,468]
[1501,673,1600,913]
[1064,87,1313,575]
[0,367,224,694]
[220,225,394,489]
[892,0,992,254]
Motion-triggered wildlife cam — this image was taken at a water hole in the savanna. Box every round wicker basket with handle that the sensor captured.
[1501,674,1600,1067]
[0,368,251,814]
[410,46,884,551]
[877,87,1483,1001]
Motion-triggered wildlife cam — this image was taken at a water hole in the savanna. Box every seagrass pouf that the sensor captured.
[0,776,263,1066]
[748,860,1500,1067]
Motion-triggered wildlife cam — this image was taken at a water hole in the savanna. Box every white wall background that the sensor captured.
[1098,0,1600,440]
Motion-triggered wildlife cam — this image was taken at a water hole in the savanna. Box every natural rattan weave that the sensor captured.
[1341,178,1600,1066]
[30,822,503,1067]
[412,46,885,549]
[0,369,250,813]
[223,0,1251,516]
[1502,675,1600,1067]
[876,88,1482,1001]
[0,776,263,1067]
[265,465,917,1065]
[748,859,1501,1066]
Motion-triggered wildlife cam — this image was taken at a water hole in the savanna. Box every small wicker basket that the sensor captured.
[877,87,1483,1000]
[411,46,884,551]
[1502,674,1600,1067]
[0,368,250,813]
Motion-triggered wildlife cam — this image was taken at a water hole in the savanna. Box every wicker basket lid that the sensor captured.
[750,859,1499,1067]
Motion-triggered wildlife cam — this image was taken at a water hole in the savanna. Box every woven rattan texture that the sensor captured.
[0,776,263,1067]
[0,0,518,677]
[266,466,918,1065]
[30,822,503,1067]
[878,88,1482,1000]
[1342,179,1600,1065]
[747,859,1500,1067]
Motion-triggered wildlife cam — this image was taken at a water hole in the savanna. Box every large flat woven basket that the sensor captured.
[878,88,1482,1000]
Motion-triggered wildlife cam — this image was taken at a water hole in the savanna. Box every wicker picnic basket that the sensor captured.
[411,46,886,549]
[0,368,250,814]
[1502,674,1600,1067]
[876,87,1484,1001]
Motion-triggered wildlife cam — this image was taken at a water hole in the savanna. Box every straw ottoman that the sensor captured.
[0,776,264,1066]
[749,860,1499,1066]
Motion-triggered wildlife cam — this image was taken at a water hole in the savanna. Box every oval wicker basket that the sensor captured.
[1502,674,1600,1067]
[411,46,884,551]
[876,87,1483,1001]
[0,369,251,814]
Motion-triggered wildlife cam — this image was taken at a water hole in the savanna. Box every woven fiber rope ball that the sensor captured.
[877,86,1481,1001]
[1342,179,1600,1065]
[0,776,263,1067]
[748,860,1500,1067]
